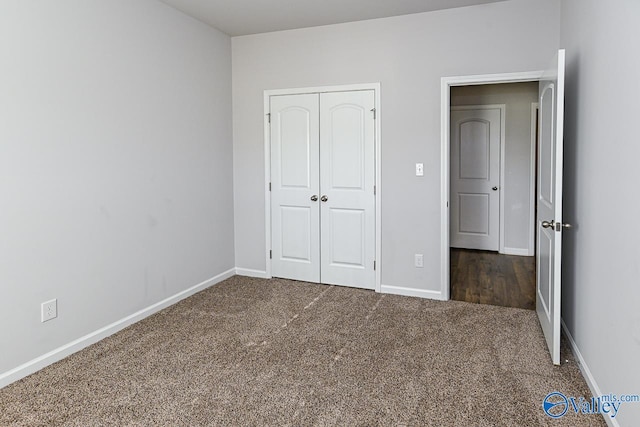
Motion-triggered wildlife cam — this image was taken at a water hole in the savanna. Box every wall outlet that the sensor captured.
[41,299,57,323]
[415,254,424,268]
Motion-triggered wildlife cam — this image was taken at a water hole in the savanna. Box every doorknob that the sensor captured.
[542,220,572,231]
[492,186,498,191]
[310,195,318,201]
[321,195,328,202]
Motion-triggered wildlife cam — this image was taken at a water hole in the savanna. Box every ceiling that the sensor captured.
[159,0,510,37]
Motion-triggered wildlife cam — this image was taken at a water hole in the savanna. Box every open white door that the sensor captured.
[536,49,567,365]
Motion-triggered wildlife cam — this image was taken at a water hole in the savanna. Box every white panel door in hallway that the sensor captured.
[450,107,502,251]
[270,90,376,290]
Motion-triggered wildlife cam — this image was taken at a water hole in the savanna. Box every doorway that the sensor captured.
[441,51,567,365]
[448,82,539,310]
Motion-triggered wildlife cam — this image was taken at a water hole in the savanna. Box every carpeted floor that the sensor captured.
[0,276,605,426]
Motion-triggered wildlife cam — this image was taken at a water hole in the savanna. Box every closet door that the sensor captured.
[319,91,376,289]
[270,94,320,282]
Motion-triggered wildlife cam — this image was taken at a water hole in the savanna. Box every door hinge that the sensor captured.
[374,260,376,271]
[269,182,271,191]
[370,108,376,120]
[267,113,271,124]
[374,185,376,195]
[270,250,272,259]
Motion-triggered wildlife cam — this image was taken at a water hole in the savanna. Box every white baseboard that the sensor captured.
[380,284,447,300]
[501,247,533,256]
[0,268,236,389]
[562,319,618,427]
[235,268,269,279]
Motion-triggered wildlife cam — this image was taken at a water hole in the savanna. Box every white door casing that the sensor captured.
[536,49,566,366]
[450,107,502,251]
[320,90,376,289]
[269,88,377,290]
[270,94,320,283]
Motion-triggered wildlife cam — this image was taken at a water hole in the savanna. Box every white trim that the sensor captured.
[502,247,531,257]
[442,71,544,87]
[450,104,506,254]
[441,70,544,301]
[264,95,272,280]
[562,319,619,427]
[499,106,506,255]
[0,268,236,389]
[235,268,269,279]
[374,87,382,293]
[380,284,447,301]
[264,83,380,96]
[529,102,539,256]
[264,82,382,292]
[441,80,451,301]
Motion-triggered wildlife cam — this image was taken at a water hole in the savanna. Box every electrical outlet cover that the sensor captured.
[41,299,57,322]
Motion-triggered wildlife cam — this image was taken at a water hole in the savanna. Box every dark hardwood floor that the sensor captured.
[450,248,536,310]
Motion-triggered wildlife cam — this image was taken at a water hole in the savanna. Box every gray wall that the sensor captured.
[451,83,539,255]
[560,0,640,424]
[0,1,234,375]
[232,0,560,292]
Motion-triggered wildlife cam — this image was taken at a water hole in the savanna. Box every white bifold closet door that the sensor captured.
[270,94,320,283]
[270,90,375,290]
[320,91,375,288]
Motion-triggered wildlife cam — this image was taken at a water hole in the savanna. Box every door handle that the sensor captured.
[542,220,572,231]
[492,186,498,191]
[310,195,318,201]
[321,195,328,202]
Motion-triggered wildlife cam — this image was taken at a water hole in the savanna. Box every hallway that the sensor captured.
[450,248,536,310]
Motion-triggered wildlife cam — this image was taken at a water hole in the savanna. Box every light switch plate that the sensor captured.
[416,163,424,176]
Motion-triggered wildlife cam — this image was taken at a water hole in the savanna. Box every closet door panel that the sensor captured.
[319,90,376,289]
[270,94,320,282]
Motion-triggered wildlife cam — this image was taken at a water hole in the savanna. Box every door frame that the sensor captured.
[263,83,382,291]
[440,72,543,300]
[529,102,539,256]
[450,104,506,253]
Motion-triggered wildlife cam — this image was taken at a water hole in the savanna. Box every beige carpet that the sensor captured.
[0,276,605,426]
